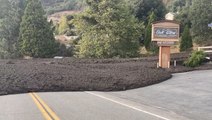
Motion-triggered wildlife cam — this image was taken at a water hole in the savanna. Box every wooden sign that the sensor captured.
[152,20,180,42]
[157,41,175,46]
[151,20,180,68]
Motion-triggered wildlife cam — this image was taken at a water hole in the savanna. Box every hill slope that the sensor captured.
[41,0,84,15]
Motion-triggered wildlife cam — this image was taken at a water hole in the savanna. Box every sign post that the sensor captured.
[152,20,180,68]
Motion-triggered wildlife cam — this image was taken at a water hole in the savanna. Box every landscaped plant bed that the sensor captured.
[0,52,212,96]
[168,52,212,73]
[169,62,212,73]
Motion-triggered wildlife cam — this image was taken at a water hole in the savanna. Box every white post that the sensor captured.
[174,60,177,67]
[168,61,170,68]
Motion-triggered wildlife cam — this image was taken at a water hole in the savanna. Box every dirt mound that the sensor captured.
[0,58,171,95]
[1,52,212,96]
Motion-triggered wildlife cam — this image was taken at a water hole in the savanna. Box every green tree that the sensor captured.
[175,7,191,33]
[0,0,22,58]
[180,25,193,52]
[144,12,157,52]
[74,0,143,58]
[19,0,58,58]
[189,0,212,45]
[58,16,70,34]
[167,0,192,13]
[171,0,192,34]
[134,0,167,24]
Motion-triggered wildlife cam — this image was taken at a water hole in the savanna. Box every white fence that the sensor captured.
[198,46,212,53]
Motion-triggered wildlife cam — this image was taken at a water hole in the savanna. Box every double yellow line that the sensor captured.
[29,93,60,120]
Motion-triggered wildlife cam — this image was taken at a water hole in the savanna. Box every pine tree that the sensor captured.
[19,0,58,58]
[74,0,143,58]
[180,25,193,52]
[0,0,21,58]
[144,12,158,54]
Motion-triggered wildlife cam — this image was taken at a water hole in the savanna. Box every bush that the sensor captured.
[184,51,206,67]
[55,43,73,57]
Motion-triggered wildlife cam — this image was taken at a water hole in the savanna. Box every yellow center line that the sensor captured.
[29,93,60,120]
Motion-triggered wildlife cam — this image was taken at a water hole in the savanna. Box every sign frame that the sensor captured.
[152,20,180,42]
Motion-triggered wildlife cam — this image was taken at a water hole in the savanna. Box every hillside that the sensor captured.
[48,10,80,23]
[42,0,173,15]
[41,0,84,15]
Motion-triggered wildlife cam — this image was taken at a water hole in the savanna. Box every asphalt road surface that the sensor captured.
[0,70,212,120]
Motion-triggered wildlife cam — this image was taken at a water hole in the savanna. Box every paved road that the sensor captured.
[0,70,212,120]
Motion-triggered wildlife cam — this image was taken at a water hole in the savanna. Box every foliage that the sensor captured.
[73,0,143,58]
[58,16,70,34]
[166,0,192,34]
[0,0,22,58]
[170,0,211,45]
[55,14,76,36]
[144,12,158,54]
[55,42,73,57]
[167,0,192,13]
[167,0,192,32]
[184,51,206,67]
[175,7,191,32]
[189,0,212,45]
[180,25,193,52]
[134,0,167,24]
[19,0,58,58]
[144,23,152,50]
[0,0,8,19]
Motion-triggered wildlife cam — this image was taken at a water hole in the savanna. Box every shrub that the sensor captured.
[55,43,73,57]
[184,51,206,67]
